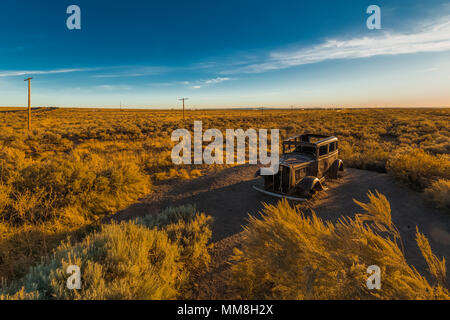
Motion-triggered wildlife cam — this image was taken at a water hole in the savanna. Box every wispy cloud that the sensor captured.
[420,67,439,73]
[93,66,170,78]
[0,68,94,77]
[93,74,144,78]
[96,84,132,90]
[222,18,450,74]
[190,77,235,89]
[204,77,234,84]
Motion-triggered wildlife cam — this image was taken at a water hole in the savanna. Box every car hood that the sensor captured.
[280,153,315,167]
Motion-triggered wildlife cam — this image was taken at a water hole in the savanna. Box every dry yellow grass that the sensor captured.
[424,179,450,209]
[387,149,450,190]
[231,194,449,299]
[1,205,212,300]
[0,107,448,297]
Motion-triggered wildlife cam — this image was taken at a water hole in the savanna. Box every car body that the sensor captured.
[254,134,344,200]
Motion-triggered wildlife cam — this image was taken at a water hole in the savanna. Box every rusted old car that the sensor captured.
[254,134,344,200]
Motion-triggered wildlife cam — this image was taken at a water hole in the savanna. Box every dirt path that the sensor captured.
[112,164,273,242]
[113,165,450,298]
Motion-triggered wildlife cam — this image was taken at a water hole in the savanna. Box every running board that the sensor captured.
[253,186,307,201]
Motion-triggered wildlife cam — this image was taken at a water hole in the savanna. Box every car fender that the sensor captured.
[297,176,324,193]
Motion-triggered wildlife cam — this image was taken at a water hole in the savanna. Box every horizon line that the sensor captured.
[1,106,449,110]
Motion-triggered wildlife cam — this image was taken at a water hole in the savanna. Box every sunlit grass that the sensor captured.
[0,107,448,290]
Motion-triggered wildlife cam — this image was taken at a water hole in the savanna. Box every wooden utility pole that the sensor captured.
[24,77,32,131]
[179,98,188,124]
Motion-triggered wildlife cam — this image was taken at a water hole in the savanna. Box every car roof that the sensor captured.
[315,136,338,146]
[283,134,338,147]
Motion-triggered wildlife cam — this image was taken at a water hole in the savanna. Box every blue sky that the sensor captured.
[0,0,449,108]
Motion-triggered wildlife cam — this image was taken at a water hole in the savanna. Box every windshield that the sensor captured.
[294,145,317,157]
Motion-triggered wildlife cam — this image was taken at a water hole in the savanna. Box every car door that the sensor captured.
[317,144,329,177]
[319,142,338,178]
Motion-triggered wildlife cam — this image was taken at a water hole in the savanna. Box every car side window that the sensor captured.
[319,145,328,156]
[329,142,336,152]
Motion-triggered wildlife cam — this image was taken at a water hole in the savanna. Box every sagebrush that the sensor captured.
[231,193,449,299]
[0,205,212,300]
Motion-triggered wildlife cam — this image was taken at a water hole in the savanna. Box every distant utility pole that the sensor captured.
[291,105,294,113]
[24,77,32,132]
[179,98,189,124]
